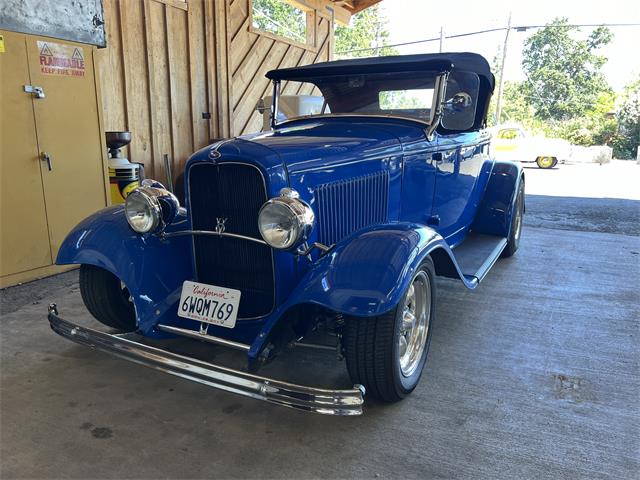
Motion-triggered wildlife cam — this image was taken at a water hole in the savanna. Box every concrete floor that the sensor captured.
[1,162,639,479]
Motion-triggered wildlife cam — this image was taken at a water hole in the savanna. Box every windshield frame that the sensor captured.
[269,71,450,132]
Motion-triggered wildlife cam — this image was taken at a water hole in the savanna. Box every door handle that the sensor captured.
[24,85,45,99]
[433,150,457,164]
[40,152,53,171]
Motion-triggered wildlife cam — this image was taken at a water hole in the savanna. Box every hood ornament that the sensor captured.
[208,138,234,161]
[215,217,227,235]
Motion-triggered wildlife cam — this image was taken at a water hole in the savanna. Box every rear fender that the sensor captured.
[472,161,524,237]
[56,206,194,336]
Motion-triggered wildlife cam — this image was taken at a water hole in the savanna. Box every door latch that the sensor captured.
[40,152,53,171]
[24,85,45,99]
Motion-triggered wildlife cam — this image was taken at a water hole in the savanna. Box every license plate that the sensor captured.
[177,281,241,329]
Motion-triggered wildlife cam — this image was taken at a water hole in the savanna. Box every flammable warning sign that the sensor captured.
[37,41,85,77]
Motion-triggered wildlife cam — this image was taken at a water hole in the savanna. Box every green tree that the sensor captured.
[252,0,307,44]
[547,90,617,145]
[521,18,613,121]
[611,77,640,159]
[489,80,535,126]
[335,5,397,58]
[252,1,395,58]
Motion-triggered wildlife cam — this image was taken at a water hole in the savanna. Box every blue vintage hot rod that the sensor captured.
[48,52,524,416]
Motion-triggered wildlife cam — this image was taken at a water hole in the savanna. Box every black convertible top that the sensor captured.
[266,52,495,91]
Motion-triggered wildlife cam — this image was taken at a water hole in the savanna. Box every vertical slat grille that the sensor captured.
[315,171,389,245]
[189,163,274,318]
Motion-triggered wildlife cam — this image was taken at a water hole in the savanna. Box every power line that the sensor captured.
[335,22,640,55]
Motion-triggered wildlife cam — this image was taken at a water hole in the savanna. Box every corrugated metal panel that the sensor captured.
[315,171,389,245]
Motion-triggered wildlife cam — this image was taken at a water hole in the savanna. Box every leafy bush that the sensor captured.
[611,79,640,159]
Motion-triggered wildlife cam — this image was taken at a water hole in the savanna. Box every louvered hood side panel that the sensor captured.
[315,172,390,246]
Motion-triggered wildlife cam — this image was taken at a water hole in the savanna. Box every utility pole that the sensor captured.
[375,16,381,56]
[494,12,512,124]
[439,26,445,52]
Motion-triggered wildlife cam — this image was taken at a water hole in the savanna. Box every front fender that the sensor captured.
[275,223,472,319]
[56,206,194,335]
[248,223,473,361]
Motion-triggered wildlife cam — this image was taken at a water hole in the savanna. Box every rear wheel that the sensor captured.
[502,179,525,258]
[344,257,435,402]
[79,265,136,331]
[536,156,556,169]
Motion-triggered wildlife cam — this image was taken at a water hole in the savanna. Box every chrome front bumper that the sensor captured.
[47,304,364,416]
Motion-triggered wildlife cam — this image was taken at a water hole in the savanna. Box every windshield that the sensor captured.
[271,71,441,125]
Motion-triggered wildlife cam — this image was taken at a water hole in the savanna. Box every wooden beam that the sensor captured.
[143,0,159,178]
[349,0,382,15]
[204,0,218,140]
[214,0,232,138]
[286,0,351,25]
[328,0,382,15]
[149,0,188,11]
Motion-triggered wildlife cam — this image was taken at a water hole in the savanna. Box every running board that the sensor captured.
[47,304,364,416]
[452,233,508,282]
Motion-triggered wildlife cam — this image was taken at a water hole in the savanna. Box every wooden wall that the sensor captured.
[97,0,334,186]
[228,0,332,134]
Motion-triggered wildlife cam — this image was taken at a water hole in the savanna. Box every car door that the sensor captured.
[432,132,490,244]
[399,140,439,226]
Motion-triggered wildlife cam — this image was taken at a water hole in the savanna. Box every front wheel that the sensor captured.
[79,265,136,332]
[344,257,436,402]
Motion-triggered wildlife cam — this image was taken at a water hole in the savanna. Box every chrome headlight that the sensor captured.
[124,185,179,234]
[258,189,314,250]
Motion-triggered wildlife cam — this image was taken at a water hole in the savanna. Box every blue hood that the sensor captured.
[239,117,427,174]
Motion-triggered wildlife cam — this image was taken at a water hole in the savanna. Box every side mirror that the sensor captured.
[443,92,472,113]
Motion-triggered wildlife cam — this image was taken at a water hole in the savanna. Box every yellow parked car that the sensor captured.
[491,124,571,169]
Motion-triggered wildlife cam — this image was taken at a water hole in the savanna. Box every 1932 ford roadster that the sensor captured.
[48,52,524,416]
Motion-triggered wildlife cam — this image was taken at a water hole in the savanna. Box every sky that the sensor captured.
[376,0,640,92]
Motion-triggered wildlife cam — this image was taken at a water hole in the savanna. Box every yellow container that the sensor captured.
[109,162,140,204]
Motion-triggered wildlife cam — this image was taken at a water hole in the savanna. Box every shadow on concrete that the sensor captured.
[525,194,640,236]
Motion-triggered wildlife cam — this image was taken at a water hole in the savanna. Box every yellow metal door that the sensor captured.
[25,36,107,257]
[0,31,52,276]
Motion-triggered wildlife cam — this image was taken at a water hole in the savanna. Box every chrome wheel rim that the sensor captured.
[514,189,523,241]
[398,271,431,377]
